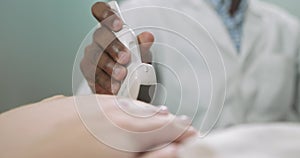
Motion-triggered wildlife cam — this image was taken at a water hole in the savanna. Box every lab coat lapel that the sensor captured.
[194,0,264,62]
[240,0,263,62]
[199,1,239,59]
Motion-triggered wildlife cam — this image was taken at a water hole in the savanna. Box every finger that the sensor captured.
[139,144,178,158]
[80,56,97,82]
[113,99,197,134]
[99,98,197,151]
[84,42,103,65]
[87,81,111,94]
[82,41,114,94]
[93,26,116,52]
[174,126,198,143]
[170,116,198,143]
[137,32,155,63]
[95,84,112,94]
[92,2,123,31]
[95,67,121,94]
[107,39,131,65]
[111,100,197,149]
[97,52,127,81]
[138,32,154,52]
[136,115,197,149]
[93,27,131,65]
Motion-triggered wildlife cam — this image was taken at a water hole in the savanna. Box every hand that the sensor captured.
[139,144,179,158]
[0,95,197,158]
[80,2,154,95]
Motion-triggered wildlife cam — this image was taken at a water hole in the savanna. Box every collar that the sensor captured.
[207,0,249,16]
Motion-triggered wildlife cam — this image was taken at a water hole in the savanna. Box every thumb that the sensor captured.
[137,32,154,63]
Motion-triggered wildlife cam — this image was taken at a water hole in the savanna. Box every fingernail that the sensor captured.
[111,82,120,94]
[158,105,169,115]
[112,44,120,53]
[112,19,122,31]
[113,66,126,81]
[118,51,130,64]
[177,115,192,126]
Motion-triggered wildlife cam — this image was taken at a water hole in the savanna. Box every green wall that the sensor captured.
[263,0,300,18]
[0,0,105,112]
[0,0,299,112]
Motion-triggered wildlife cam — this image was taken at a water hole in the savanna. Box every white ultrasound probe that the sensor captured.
[108,1,157,99]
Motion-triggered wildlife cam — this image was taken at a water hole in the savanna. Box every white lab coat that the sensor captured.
[78,0,300,130]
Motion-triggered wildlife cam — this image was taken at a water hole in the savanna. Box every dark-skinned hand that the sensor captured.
[80,2,154,95]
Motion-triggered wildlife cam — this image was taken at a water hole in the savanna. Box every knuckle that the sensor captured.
[84,44,93,57]
[80,60,87,75]
[80,60,84,70]
[80,60,95,82]
[84,45,102,66]
[93,28,104,41]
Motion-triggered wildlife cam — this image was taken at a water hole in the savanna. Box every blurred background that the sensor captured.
[0,0,299,112]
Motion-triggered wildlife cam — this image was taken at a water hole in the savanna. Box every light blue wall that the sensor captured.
[0,0,299,112]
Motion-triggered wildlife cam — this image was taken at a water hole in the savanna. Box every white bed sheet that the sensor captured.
[179,123,300,158]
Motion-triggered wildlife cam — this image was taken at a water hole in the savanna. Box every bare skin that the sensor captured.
[229,0,242,16]
[80,2,154,95]
[0,95,197,158]
[81,0,242,96]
